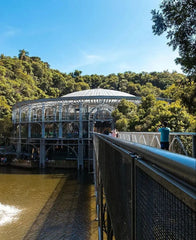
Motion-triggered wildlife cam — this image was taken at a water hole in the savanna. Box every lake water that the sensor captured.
[0,167,98,240]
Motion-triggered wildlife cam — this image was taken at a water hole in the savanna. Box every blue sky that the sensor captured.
[0,0,183,75]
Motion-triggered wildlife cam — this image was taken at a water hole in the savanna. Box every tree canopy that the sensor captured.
[0,50,195,144]
[112,97,195,133]
[151,0,196,79]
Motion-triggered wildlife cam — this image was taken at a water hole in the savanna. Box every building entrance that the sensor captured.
[94,121,113,135]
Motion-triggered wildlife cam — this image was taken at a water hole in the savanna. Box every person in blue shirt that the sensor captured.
[158,121,171,150]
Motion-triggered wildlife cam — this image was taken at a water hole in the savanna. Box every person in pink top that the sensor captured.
[111,129,118,138]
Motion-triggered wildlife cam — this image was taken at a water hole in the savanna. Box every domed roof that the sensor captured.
[62,88,135,98]
[14,88,138,109]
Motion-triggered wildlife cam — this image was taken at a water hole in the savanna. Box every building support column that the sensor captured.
[78,102,83,170]
[59,103,62,138]
[12,109,16,124]
[28,124,31,139]
[39,139,45,168]
[39,103,46,168]
[41,103,45,138]
[17,108,22,155]
[88,113,92,171]
[17,124,21,155]
[28,105,31,139]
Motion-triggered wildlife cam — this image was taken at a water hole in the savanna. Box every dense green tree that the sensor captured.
[112,94,195,133]
[117,99,137,115]
[150,71,179,89]
[127,82,141,95]
[115,118,129,131]
[151,0,196,78]
[179,82,196,115]
[167,100,195,132]
[100,74,119,90]
[0,96,11,118]
[18,49,29,60]
[0,97,12,144]
[51,70,67,94]
[74,82,90,91]
[111,109,124,122]
[127,113,139,131]
[139,83,162,97]
[163,81,196,115]
[139,94,156,117]
[112,99,138,131]
[83,74,105,89]
[71,70,82,78]
[0,50,195,142]
[117,73,128,92]
[0,115,12,145]
[64,78,76,94]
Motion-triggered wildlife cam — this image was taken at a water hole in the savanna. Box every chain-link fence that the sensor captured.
[94,134,196,240]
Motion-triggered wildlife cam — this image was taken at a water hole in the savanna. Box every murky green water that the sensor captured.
[0,167,98,240]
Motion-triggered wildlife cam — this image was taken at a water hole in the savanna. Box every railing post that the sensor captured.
[133,155,137,240]
[97,170,104,240]
[107,208,113,240]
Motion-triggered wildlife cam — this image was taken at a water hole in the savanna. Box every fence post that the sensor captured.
[98,173,104,240]
[107,208,113,240]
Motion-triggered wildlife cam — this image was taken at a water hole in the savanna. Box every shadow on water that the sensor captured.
[22,169,97,240]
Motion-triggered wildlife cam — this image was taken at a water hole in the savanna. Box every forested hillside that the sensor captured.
[0,50,195,144]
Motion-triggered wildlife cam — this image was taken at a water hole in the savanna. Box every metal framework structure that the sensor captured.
[11,88,138,169]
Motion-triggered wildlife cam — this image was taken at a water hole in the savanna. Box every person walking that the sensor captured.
[158,121,171,150]
[111,129,118,137]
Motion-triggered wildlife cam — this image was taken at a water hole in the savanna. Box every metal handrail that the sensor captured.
[94,133,196,240]
[120,132,196,136]
[94,133,196,188]
[118,131,196,158]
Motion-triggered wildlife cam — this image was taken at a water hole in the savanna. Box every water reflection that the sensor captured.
[0,167,97,240]
[0,203,22,226]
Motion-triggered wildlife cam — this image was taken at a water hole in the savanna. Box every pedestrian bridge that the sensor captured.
[118,132,196,158]
[93,133,196,240]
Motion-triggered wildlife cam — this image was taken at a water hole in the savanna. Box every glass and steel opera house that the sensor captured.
[11,88,138,169]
